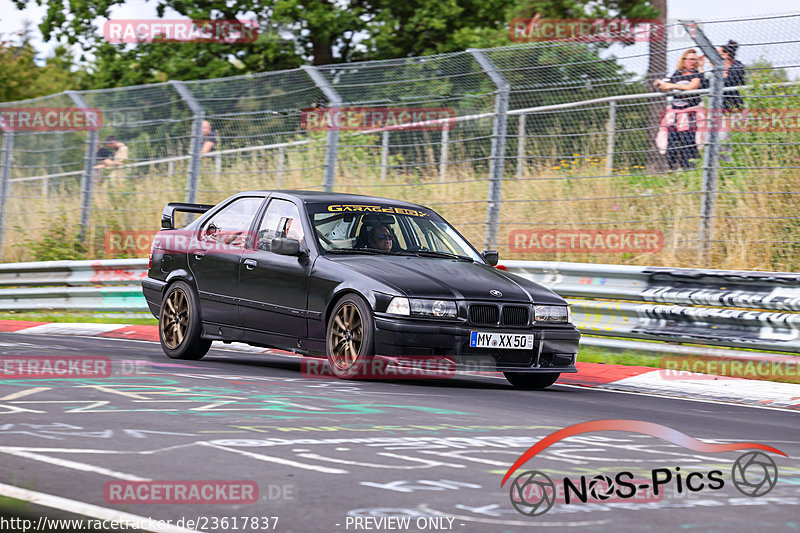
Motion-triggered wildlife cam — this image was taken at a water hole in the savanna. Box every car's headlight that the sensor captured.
[386,297,410,315]
[534,305,569,323]
[386,297,457,318]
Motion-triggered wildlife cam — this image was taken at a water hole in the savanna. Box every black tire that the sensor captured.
[326,294,375,379]
[158,281,211,360]
[504,372,560,389]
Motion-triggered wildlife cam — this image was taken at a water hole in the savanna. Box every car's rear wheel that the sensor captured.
[504,372,560,389]
[326,295,374,379]
[159,281,211,360]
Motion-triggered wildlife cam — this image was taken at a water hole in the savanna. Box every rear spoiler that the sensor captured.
[161,202,215,230]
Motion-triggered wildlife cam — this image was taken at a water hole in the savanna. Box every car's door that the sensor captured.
[188,196,265,326]
[238,198,312,345]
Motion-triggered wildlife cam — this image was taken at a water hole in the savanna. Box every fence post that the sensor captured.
[47,131,64,197]
[66,91,98,241]
[439,128,449,182]
[171,81,205,206]
[469,49,510,251]
[277,145,286,187]
[0,131,14,258]
[605,100,617,175]
[516,114,525,178]
[682,21,725,265]
[380,131,389,181]
[302,66,342,192]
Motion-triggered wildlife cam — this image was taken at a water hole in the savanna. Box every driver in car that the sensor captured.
[368,225,394,251]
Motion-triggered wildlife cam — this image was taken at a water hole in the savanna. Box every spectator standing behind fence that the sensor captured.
[201,120,217,154]
[699,40,746,159]
[654,49,705,170]
[93,136,129,181]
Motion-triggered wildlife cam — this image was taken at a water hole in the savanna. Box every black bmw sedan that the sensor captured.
[142,191,580,388]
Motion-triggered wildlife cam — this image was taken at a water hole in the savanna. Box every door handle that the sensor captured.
[193,251,205,261]
[243,258,257,270]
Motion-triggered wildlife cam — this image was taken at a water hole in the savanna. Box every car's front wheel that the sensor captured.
[504,372,560,389]
[159,281,211,360]
[326,295,375,379]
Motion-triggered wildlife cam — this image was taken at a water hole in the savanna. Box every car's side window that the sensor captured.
[256,199,305,252]
[200,197,264,247]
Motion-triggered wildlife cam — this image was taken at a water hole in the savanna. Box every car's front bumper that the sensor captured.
[373,315,580,373]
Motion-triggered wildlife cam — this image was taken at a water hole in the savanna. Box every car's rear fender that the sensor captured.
[144,270,197,317]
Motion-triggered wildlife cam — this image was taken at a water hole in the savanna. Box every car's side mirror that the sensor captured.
[482,250,499,266]
[271,237,302,256]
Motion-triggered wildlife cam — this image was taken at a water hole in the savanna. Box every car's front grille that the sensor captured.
[469,304,499,326]
[469,303,529,327]
[502,305,529,326]
[460,345,533,367]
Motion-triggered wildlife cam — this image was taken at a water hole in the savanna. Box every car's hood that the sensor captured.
[326,255,565,304]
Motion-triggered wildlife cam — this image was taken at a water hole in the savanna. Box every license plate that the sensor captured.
[469,332,534,349]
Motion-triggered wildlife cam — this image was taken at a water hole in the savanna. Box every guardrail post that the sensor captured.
[469,49,510,251]
[682,21,724,265]
[171,81,205,206]
[302,66,342,192]
[0,130,14,258]
[516,114,525,178]
[66,91,98,241]
[605,100,617,175]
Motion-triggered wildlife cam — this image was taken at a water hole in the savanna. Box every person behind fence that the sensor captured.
[201,120,217,154]
[654,49,706,170]
[699,40,746,157]
[93,135,129,181]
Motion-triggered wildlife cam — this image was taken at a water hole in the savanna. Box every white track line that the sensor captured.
[0,483,201,533]
[0,449,150,481]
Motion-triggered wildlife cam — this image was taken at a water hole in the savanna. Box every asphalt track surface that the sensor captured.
[0,332,797,533]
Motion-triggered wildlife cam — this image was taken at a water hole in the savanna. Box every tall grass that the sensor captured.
[5,106,799,271]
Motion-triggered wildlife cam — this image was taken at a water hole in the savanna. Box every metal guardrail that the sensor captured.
[0,259,149,312]
[1,259,798,354]
[502,260,800,354]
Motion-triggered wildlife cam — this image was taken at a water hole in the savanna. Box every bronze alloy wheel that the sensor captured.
[158,281,211,360]
[327,302,364,371]
[160,287,189,349]
[325,295,375,379]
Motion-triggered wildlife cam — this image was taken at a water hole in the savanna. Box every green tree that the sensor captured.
[15,0,659,86]
[0,28,85,101]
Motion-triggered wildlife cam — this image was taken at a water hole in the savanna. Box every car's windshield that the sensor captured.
[308,203,483,262]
